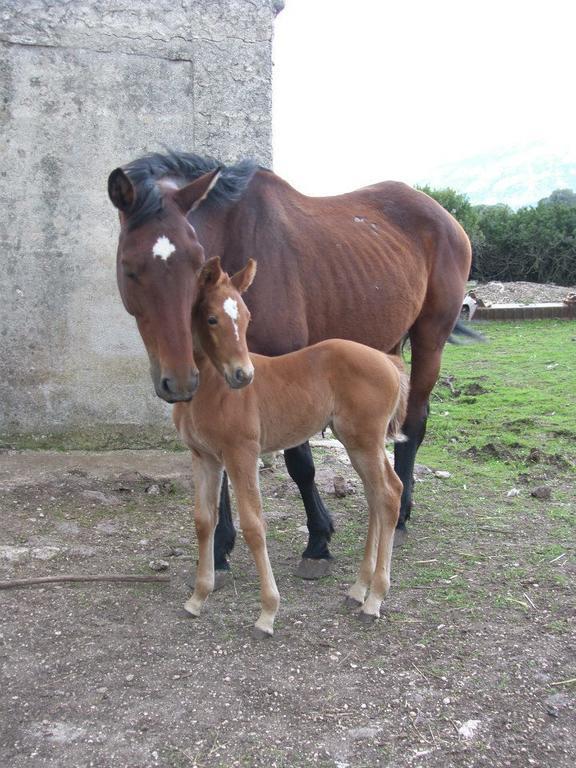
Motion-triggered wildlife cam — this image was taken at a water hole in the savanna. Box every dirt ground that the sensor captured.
[0,444,574,768]
[470,281,576,305]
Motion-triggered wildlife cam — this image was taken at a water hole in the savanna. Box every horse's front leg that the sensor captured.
[184,452,223,617]
[213,473,236,573]
[284,441,335,579]
[225,447,280,638]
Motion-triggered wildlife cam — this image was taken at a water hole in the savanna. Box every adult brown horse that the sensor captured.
[108,151,473,578]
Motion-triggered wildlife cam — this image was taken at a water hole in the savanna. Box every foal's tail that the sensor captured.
[387,355,410,443]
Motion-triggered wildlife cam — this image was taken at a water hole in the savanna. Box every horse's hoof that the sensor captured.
[214,570,233,591]
[393,527,408,549]
[296,558,332,580]
[358,611,378,624]
[251,626,273,641]
[344,595,363,610]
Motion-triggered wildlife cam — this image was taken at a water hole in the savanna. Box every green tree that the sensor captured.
[416,185,479,236]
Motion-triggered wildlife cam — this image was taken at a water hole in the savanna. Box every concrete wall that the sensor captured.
[0,0,281,447]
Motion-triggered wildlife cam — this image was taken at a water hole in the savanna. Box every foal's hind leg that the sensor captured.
[184,452,223,617]
[362,458,402,619]
[284,442,335,579]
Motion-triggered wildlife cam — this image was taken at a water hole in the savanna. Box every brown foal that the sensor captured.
[174,258,409,637]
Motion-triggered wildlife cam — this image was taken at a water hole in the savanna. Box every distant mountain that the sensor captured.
[415,142,576,209]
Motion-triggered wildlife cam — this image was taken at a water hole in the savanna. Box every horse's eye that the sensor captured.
[125,271,138,281]
[208,316,218,326]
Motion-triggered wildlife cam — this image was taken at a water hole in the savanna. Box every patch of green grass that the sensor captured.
[417,320,576,475]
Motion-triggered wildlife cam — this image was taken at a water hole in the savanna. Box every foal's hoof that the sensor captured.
[251,626,273,641]
[358,611,378,625]
[393,526,409,549]
[296,558,332,580]
[344,596,363,610]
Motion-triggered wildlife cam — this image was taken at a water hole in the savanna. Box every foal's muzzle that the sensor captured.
[224,365,254,390]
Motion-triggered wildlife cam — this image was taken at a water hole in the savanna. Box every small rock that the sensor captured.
[531,485,552,500]
[260,452,278,469]
[333,475,354,497]
[95,520,119,535]
[125,674,135,682]
[31,546,60,561]
[458,719,481,739]
[81,490,120,506]
[145,484,161,496]
[434,470,451,479]
[149,559,169,572]
[297,525,308,534]
[506,488,521,497]
[527,447,542,463]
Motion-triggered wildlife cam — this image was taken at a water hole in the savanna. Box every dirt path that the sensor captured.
[0,448,574,767]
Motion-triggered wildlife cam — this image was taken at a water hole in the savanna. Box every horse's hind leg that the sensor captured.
[184,453,223,617]
[284,442,335,578]
[346,503,379,606]
[362,458,402,619]
[394,330,450,536]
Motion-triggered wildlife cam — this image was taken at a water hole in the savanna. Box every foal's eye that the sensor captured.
[207,316,218,326]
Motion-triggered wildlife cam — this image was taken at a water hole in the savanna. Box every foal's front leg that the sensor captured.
[184,451,223,617]
[225,447,280,638]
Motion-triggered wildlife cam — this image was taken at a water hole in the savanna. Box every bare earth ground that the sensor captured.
[0,444,574,768]
[470,281,576,305]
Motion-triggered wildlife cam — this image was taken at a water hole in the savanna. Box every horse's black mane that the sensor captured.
[122,150,259,229]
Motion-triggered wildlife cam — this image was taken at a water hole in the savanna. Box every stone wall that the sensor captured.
[0,0,280,447]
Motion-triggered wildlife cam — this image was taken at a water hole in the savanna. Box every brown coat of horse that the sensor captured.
[108,152,472,575]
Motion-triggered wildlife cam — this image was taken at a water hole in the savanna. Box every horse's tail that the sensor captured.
[387,355,410,443]
[449,318,487,344]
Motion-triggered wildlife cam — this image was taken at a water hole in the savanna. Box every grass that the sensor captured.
[415,319,576,479]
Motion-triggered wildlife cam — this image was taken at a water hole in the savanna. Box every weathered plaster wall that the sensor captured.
[0,0,280,446]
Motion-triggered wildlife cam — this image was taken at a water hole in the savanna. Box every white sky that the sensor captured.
[272,0,575,198]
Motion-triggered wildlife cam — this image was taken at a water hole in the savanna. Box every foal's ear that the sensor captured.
[198,256,225,289]
[231,259,257,294]
[108,168,135,212]
[173,168,222,215]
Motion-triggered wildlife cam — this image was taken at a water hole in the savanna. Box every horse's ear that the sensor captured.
[198,256,225,289]
[231,259,257,294]
[108,168,135,212]
[173,168,222,215]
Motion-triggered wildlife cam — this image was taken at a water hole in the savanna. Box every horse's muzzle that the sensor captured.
[155,371,199,402]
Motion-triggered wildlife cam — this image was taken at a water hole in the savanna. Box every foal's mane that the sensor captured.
[122,150,259,229]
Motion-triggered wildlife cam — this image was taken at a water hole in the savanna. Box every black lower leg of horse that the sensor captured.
[284,442,335,560]
[394,404,429,529]
[213,473,236,571]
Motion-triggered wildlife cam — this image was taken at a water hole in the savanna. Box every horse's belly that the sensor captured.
[259,413,329,455]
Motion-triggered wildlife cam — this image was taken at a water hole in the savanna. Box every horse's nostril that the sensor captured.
[235,368,246,383]
[161,377,174,395]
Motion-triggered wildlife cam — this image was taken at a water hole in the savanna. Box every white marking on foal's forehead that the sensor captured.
[223,297,239,320]
[223,297,240,340]
[152,235,176,261]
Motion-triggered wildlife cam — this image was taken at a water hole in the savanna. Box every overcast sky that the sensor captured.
[272,0,575,199]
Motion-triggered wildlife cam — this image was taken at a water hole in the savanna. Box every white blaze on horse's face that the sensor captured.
[223,297,240,340]
[152,235,176,261]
